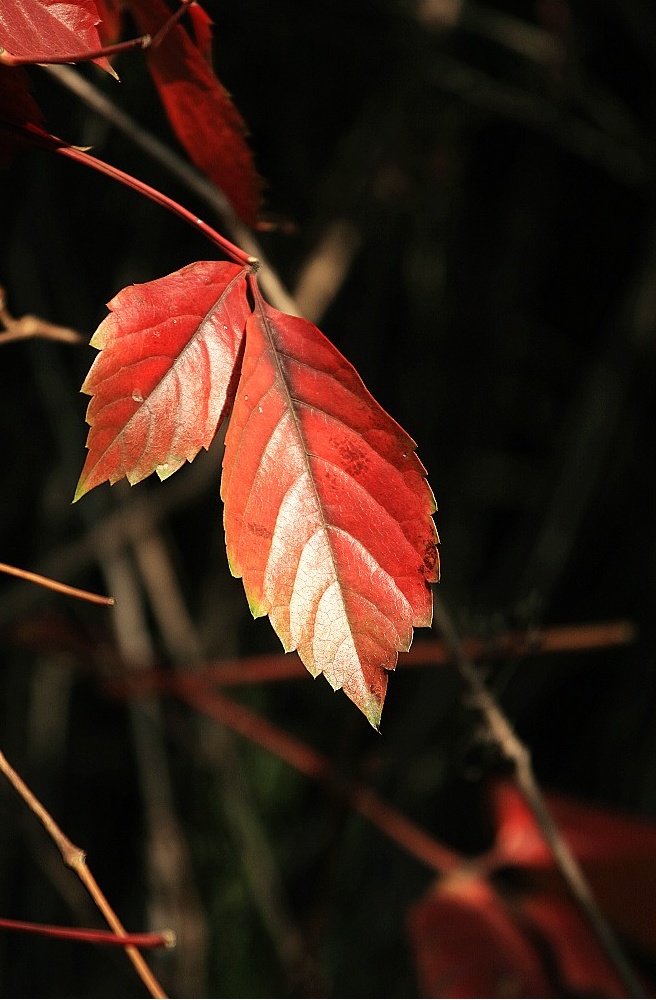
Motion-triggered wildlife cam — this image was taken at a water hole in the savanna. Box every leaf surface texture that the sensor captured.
[221,299,439,725]
[75,260,250,498]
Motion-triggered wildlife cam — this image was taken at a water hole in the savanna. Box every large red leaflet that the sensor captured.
[74,260,250,499]
[221,296,439,727]
[0,0,112,72]
[127,0,262,227]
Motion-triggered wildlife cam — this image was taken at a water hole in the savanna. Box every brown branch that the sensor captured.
[0,561,114,607]
[106,619,635,697]
[0,286,85,346]
[0,747,168,999]
[431,595,645,999]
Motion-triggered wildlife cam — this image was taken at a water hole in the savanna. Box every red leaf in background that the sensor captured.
[490,778,656,953]
[74,260,250,499]
[186,2,213,67]
[408,872,629,998]
[408,874,551,998]
[221,297,439,726]
[0,0,113,73]
[519,893,625,996]
[127,0,262,226]
[95,0,124,46]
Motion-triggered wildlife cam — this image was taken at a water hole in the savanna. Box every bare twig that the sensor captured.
[431,594,645,999]
[0,561,114,606]
[0,747,168,999]
[293,219,362,323]
[0,286,84,346]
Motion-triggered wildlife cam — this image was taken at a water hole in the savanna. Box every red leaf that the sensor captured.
[75,260,250,499]
[408,874,551,998]
[127,0,262,226]
[221,297,439,726]
[0,0,112,72]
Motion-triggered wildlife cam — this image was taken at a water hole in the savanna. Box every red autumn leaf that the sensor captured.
[0,0,113,73]
[408,874,551,998]
[127,0,262,226]
[221,296,439,727]
[74,260,250,499]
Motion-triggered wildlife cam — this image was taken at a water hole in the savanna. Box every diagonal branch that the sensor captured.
[431,594,645,999]
[0,746,167,999]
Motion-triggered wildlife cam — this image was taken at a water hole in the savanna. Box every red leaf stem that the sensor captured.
[56,145,253,266]
[0,916,174,950]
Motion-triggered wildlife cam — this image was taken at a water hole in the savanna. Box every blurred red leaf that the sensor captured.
[0,0,112,72]
[408,782,656,996]
[95,0,124,46]
[75,260,250,498]
[408,873,551,998]
[186,2,213,67]
[127,0,262,226]
[490,779,656,952]
[519,893,625,996]
[221,297,439,726]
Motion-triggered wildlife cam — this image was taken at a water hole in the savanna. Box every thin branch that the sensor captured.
[0,561,114,606]
[107,619,635,696]
[431,594,645,999]
[0,286,84,346]
[0,916,174,950]
[0,34,149,70]
[56,145,253,267]
[43,64,301,315]
[0,747,167,999]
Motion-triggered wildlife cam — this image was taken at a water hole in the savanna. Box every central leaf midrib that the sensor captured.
[259,302,359,660]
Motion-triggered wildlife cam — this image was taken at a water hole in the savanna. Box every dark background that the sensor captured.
[1,0,655,995]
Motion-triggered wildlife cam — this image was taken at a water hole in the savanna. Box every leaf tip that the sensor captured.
[72,477,88,503]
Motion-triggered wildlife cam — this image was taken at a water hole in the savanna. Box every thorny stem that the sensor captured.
[56,145,255,268]
[0,561,114,606]
[431,595,645,999]
[0,748,168,999]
